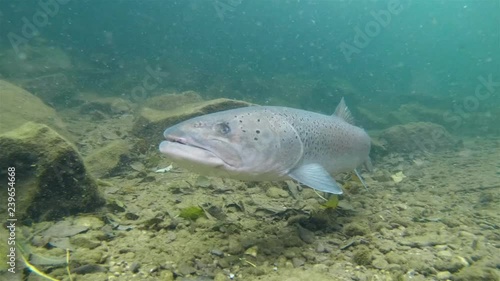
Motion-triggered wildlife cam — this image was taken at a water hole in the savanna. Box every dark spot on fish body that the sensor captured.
[256,130,260,134]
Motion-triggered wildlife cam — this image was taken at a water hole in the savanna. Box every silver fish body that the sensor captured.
[159,98,371,194]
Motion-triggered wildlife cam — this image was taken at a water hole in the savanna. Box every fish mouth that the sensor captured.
[159,135,228,168]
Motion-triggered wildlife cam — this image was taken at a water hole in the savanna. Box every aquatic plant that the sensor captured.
[178,206,205,220]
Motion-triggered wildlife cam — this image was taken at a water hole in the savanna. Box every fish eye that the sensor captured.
[216,122,231,134]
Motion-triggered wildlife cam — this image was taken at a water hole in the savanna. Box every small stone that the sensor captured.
[214,272,227,281]
[162,270,175,281]
[129,262,140,273]
[436,271,452,280]
[372,257,389,270]
[316,243,326,253]
[297,225,315,244]
[292,257,305,268]
[227,240,244,255]
[437,250,453,259]
[70,235,101,249]
[210,249,224,257]
[266,186,289,198]
[177,262,196,276]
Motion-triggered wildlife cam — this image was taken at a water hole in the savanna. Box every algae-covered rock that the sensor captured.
[84,140,130,178]
[132,98,251,143]
[0,122,104,221]
[178,206,205,221]
[454,266,500,281]
[0,79,66,135]
[377,122,461,154]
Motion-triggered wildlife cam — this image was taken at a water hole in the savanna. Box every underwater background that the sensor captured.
[0,1,499,281]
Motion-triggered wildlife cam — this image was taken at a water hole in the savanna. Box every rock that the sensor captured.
[372,257,389,270]
[129,261,140,273]
[84,140,130,178]
[0,80,66,136]
[266,186,289,198]
[132,98,251,143]
[297,224,315,244]
[177,262,196,276]
[43,220,89,238]
[316,243,327,253]
[376,122,461,154]
[454,266,499,281]
[72,264,108,275]
[70,234,101,249]
[227,239,244,255]
[352,246,372,266]
[343,222,369,236]
[162,270,175,281]
[292,257,305,268]
[385,251,407,265]
[436,271,452,280]
[0,122,104,221]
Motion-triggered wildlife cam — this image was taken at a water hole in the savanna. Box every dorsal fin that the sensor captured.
[333,97,355,125]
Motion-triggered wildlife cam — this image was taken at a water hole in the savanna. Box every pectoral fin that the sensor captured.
[288,163,343,194]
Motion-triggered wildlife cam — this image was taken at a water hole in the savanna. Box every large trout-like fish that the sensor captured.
[159,98,371,194]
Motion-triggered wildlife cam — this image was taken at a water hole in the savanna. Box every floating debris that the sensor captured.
[155,164,173,173]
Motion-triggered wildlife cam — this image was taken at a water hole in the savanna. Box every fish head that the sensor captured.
[159,108,299,178]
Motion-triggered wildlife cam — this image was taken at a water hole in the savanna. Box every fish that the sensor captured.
[159,98,371,194]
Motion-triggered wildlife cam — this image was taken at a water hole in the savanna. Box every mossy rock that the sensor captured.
[378,122,461,154]
[352,246,373,266]
[178,206,205,221]
[0,122,104,221]
[84,140,130,178]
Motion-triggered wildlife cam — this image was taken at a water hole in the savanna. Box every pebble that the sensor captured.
[177,262,196,276]
[292,257,305,268]
[436,271,452,280]
[297,225,315,244]
[437,250,453,259]
[129,262,140,273]
[266,186,289,198]
[162,270,175,281]
[210,249,224,257]
[372,257,389,270]
[316,243,326,253]
[227,240,244,255]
